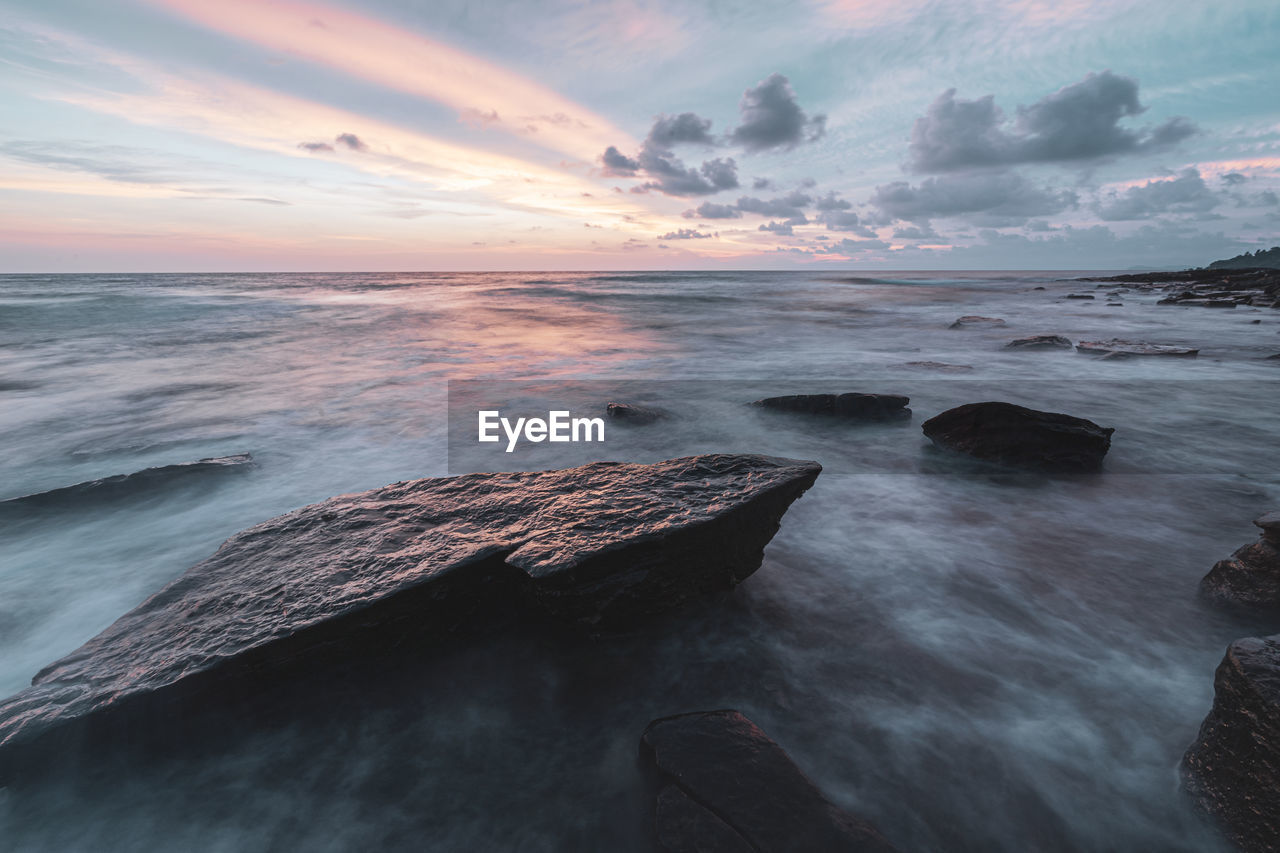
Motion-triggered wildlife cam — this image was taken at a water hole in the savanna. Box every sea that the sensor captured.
[1,270,1278,851]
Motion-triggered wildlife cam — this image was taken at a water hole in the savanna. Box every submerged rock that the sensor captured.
[0,454,820,777]
[1065,293,1095,300]
[949,315,1005,329]
[605,402,666,424]
[899,361,974,372]
[1004,335,1073,350]
[641,710,898,852]
[1201,512,1280,609]
[1182,635,1280,853]
[1076,339,1199,358]
[921,401,1113,472]
[0,454,254,515]
[753,393,911,420]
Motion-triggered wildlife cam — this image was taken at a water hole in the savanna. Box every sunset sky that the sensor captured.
[1,0,1277,271]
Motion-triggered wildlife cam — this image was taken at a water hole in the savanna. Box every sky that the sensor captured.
[1,0,1278,271]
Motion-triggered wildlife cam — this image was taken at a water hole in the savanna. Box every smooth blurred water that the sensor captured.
[1,270,1278,851]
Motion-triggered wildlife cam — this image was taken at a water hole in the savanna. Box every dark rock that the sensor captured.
[1106,302,1124,307]
[1065,293,1095,300]
[1200,512,1280,609]
[921,401,1113,472]
[1076,339,1199,357]
[1004,335,1073,350]
[641,710,898,852]
[1158,297,1237,308]
[606,402,666,424]
[0,454,254,515]
[753,393,911,420]
[900,361,974,372]
[0,455,820,777]
[949,315,1005,328]
[1181,635,1280,853]
[1032,286,1046,290]
[1268,354,1280,360]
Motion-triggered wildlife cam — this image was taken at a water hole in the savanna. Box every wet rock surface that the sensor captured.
[1004,335,1073,350]
[921,401,1114,472]
[641,710,898,852]
[0,454,254,515]
[1080,267,1280,308]
[753,393,911,420]
[1201,512,1280,609]
[0,454,820,777]
[605,402,667,424]
[1076,339,1199,357]
[949,315,1005,329]
[1182,635,1280,853]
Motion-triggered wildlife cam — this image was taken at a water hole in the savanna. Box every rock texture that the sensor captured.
[1200,512,1280,609]
[753,393,911,421]
[641,710,898,852]
[1076,339,1199,357]
[921,401,1114,472]
[0,455,820,777]
[1004,335,1073,350]
[0,454,254,515]
[605,402,666,424]
[1182,635,1280,853]
[949,315,1005,329]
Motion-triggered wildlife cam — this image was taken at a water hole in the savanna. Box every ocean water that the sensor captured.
[1,270,1278,851]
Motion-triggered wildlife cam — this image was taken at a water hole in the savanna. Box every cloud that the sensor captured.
[297,141,334,153]
[601,113,737,196]
[1095,167,1218,220]
[759,220,796,235]
[908,71,1196,172]
[893,224,940,239]
[683,202,742,219]
[871,172,1078,222]
[660,228,714,239]
[729,73,827,152]
[648,112,716,147]
[1221,172,1248,186]
[601,145,640,175]
[335,132,367,151]
[736,190,811,221]
[752,177,774,190]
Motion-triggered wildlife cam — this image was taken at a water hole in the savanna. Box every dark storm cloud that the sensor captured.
[335,133,368,151]
[682,202,742,219]
[659,228,714,239]
[871,172,1078,222]
[1095,168,1219,220]
[908,71,1196,172]
[729,73,827,152]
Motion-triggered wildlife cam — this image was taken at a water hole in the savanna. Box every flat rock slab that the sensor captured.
[921,401,1114,472]
[949,315,1005,328]
[1004,335,1073,350]
[1182,635,1280,853]
[641,710,898,852]
[1077,339,1199,357]
[0,454,820,776]
[0,454,254,514]
[753,393,910,420]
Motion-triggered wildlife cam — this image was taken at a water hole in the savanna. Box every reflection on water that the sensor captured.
[1,271,1278,851]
